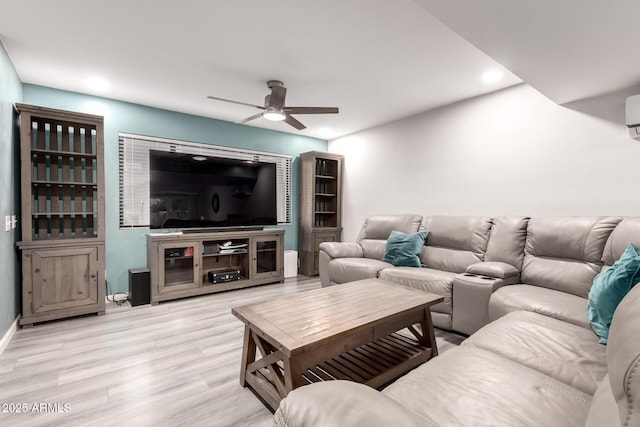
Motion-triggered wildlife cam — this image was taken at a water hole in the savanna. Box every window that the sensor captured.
[118,133,292,228]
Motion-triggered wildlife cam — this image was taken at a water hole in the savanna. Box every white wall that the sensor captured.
[329,84,640,241]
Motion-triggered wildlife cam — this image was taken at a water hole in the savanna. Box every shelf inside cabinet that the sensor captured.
[31,148,97,159]
[203,249,249,257]
[202,239,250,257]
[33,181,97,188]
[33,211,95,215]
[164,255,195,261]
[256,248,277,253]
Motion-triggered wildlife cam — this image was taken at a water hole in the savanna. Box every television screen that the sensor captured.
[149,150,277,229]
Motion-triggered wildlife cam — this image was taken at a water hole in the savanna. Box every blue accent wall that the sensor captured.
[0,42,23,339]
[24,85,327,293]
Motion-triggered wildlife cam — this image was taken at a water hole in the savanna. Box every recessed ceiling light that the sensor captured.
[482,70,504,83]
[192,156,207,161]
[86,77,109,92]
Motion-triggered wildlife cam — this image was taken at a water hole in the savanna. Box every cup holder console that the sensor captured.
[461,272,497,281]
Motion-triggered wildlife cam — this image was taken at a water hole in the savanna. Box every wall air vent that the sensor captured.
[626,94,640,140]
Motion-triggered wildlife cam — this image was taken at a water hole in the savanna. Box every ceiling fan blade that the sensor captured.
[237,112,264,124]
[284,107,339,114]
[270,85,287,108]
[284,113,306,130]
[207,96,264,110]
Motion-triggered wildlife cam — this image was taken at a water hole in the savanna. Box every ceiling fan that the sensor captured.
[207,80,338,130]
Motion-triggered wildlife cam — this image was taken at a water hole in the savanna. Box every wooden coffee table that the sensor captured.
[231,278,444,411]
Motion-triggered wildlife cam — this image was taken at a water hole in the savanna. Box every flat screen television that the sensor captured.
[149,150,277,230]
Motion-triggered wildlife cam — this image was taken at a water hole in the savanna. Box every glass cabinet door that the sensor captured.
[158,241,200,293]
[253,236,282,279]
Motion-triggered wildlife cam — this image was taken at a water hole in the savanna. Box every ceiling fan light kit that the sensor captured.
[262,107,286,122]
[207,80,339,130]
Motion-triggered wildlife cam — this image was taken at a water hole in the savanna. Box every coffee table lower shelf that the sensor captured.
[245,331,432,410]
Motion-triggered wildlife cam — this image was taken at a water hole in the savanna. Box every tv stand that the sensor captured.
[181,225,264,234]
[147,229,284,304]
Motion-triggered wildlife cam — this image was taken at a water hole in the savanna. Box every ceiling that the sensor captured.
[415,0,640,105]
[0,1,636,140]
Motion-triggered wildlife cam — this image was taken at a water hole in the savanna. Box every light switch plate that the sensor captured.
[11,215,17,229]
[4,216,10,232]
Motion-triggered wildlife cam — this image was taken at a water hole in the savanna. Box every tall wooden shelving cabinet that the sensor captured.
[298,151,343,276]
[15,104,106,327]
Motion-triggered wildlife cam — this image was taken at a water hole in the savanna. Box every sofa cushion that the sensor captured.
[327,258,392,284]
[382,230,428,267]
[359,239,387,260]
[356,214,423,241]
[274,381,431,427]
[464,311,606,395]
[378,267,455,315]
[382,346,591,427]
[602,217,640,267]
[489,284,590,329]
[355,214,423,260]
[521,216,620,297]
[419,216,493,273]
[587,243,640,344]
[483,216,529,270]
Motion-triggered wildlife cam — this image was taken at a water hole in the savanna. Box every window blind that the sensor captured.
[118,133,292,228]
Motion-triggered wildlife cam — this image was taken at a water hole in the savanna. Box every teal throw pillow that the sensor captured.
[382,230,428,268]
[587,243,640,344]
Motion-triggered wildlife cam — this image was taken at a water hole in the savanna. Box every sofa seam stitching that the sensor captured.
[581,218,598,264]
[469,341,605,378]
[624,354,640,427]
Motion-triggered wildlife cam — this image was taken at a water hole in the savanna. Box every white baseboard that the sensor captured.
[0,316,19,355]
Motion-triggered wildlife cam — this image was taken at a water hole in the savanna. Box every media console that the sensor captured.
[147,229,284,304]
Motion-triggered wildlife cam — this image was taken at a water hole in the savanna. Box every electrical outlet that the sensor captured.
[11,215,17,229]
[4,216,10,232]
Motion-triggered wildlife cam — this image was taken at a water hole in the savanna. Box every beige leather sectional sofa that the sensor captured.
[319,214,628,335]
[274,215,640,426]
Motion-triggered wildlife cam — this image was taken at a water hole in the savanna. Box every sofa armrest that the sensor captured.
[466,261,520,281]
[274,381,430,427]
[452,265,519,335]
[318,242,364,288]
[319,241,363,259]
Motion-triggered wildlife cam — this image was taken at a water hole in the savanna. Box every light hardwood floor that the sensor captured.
[0,277,465,427]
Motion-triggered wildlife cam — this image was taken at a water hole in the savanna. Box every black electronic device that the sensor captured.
[165,248,183,257]
[149,150,277,230]
[128,268,151,306]
[208,269,241,284]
